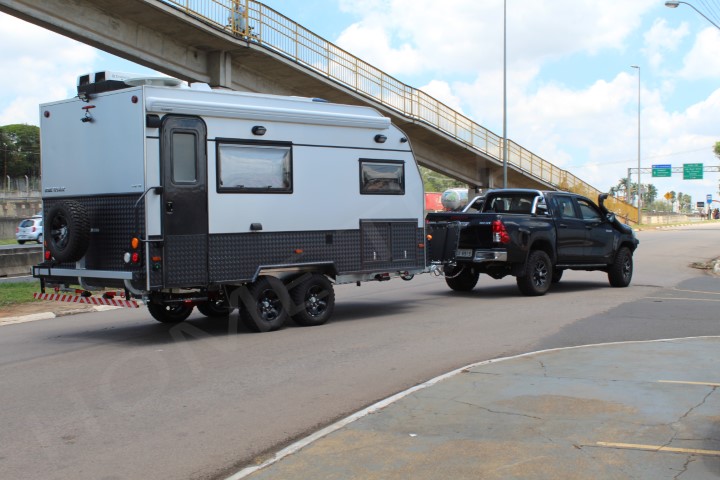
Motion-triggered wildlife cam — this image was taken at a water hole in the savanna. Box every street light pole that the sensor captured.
[502,0,508,188]
[665,1,720,30]
[631,65,641,225]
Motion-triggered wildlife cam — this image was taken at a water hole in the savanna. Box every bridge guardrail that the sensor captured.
[159,0,638,223]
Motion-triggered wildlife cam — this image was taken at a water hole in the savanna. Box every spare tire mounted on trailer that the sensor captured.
[46,200,91,263]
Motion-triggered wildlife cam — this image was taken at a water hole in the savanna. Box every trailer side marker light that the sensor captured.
[131,237,140,249]
[131,252,140,263]
[131,95,138,104]
[44,111,50,118]
[418,244,425,248]
[44,250,51,260]
[294,249,304,254]
[152,256,162,262]
[426,234,433,241]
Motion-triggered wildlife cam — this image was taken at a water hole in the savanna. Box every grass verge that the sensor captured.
[0,282,40,307]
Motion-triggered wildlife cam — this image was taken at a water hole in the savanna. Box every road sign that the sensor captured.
[664,192,673,201]
[698,202,705,208]
[683,163,704,180]
[652,164,672,177]
[708,194,713,204]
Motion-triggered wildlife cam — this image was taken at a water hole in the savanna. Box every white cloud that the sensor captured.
[0,13,99,125]
[642,19,689,69]
[679,27,720,79]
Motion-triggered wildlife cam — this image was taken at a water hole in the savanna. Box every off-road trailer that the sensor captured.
[33,72,426,330]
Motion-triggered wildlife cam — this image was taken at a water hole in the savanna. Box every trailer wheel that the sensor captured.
[290,274,335,326]
[197,301,232,318]
[516,250,552,296]
[240,276,288,332]
[445,265,479,292]
[46,200,90,263]
[147,302,194,323]
[608,247,633,287]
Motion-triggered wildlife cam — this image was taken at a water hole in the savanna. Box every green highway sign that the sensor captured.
[652,164,672,177]
[683,163,703,180]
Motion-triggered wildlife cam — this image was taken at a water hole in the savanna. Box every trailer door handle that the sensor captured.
[166,201,174,213]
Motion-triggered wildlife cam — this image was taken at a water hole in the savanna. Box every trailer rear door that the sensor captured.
[161,116,208,287]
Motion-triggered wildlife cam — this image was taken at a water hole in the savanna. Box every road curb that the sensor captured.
[0,305,122,326]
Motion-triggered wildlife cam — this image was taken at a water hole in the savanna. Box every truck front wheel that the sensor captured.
[516,250,552,296]
[445,265,479,292]
[608,247,633,287]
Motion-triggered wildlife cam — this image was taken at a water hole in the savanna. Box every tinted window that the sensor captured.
[577,198,602,221]
[555,196,578,218]
[217,143,292,193]
[172,132,197,183]
[486,193,536,214]
[360,160,405,195]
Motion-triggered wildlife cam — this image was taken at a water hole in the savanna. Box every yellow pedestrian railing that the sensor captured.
[159,0,638,223]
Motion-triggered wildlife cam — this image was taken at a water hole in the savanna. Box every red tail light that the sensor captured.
[32,227,36,232]
[492,220,510,244]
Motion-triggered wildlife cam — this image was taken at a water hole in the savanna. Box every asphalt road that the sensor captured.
[0,223,719,480]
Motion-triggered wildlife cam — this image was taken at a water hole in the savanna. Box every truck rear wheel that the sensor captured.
[147,302,194,323]
[240,276,289,332]
[290,274,335,326]
[516,250,552,296]
[46,201,90,263]
[608,247,633,287]
[445,265,479,292]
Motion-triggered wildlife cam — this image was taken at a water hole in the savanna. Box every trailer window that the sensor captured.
[172,132,197,183]
[360,160,405,195]
[217,143,292,193]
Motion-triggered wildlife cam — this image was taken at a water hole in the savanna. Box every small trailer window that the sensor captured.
[172,132,198,183]
[359,160,405,195]
[217,143,292,193]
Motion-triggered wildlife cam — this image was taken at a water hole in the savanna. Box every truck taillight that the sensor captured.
[492,220,510,244]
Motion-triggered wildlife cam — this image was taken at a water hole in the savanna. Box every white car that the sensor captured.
[16,215,43,244]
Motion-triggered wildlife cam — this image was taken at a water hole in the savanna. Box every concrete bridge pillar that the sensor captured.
[208,51,233,88]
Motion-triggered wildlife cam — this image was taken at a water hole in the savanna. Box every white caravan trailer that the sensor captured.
[33,72,426,330]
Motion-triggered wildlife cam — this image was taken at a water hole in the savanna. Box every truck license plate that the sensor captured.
[455,249,473,258]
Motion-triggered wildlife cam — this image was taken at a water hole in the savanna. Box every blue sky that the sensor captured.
[1,0,720,208]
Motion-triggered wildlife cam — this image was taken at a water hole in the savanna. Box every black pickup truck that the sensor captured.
[426,189,639,296]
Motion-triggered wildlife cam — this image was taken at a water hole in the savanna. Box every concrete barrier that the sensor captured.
[0,246,42,277]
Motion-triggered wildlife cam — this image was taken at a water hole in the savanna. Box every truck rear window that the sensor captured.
[485,194,537,214]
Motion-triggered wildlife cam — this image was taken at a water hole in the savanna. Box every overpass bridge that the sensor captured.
[0,0,636,220]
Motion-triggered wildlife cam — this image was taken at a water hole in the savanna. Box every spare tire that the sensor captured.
[46,201,90,263]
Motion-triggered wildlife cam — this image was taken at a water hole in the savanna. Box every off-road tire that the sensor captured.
[197,301,232,317]
[290,274,335,326]
[516,250,552,296]
[608,246,633,287]
[445,265,480,292]
[46,201,90,263]
[147,302,193,323]
[240,276,289,332]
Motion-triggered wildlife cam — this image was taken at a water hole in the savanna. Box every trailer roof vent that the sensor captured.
[125,77,184,88]
[76,71,183,98]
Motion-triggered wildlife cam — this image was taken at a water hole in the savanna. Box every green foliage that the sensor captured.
[714,141,720,159]
[420,166,465,192]
[0,282,40,307]
[0,124,41,178]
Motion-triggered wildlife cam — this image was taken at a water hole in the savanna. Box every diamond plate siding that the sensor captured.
[361,220,421,270]
[209,230,362,282]
[44,195,145,285]
[165,234,208,286]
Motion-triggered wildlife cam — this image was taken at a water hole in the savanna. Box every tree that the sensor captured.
[643,183,657,205]
[0,124,40,179]
[420,166,465,192]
